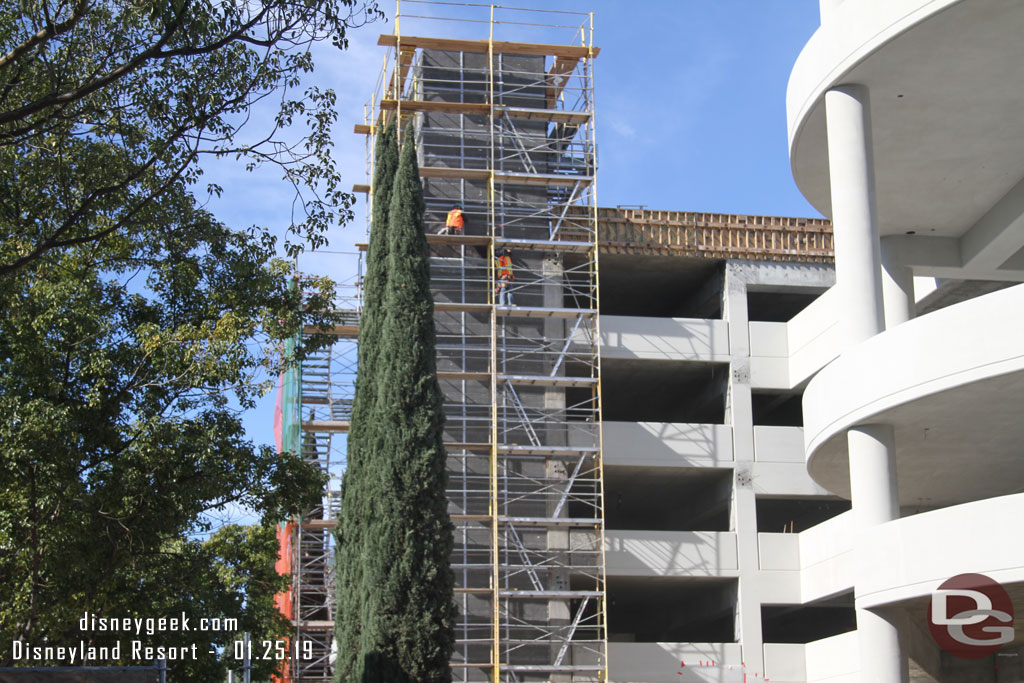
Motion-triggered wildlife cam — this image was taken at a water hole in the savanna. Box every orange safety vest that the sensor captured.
[446,208,464,230]
[496,255,514,281]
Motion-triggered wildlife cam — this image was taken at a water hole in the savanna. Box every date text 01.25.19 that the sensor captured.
[233,639,313,661]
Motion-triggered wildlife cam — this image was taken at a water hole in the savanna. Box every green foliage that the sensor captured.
[338,122,455,683]
[0,1,386,675]
[335,121,398,681]
[119,523,295,682]
[0,186,334,678]
[0,0,382,275]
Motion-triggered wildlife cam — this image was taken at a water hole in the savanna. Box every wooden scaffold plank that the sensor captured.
[378,34,599,60]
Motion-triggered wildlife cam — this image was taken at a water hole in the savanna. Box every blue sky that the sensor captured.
[199,1,826,475]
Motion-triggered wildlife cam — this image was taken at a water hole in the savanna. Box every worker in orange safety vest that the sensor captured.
[442,203,464,234]
[495,248,515,306]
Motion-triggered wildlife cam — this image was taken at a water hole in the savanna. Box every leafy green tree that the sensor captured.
[135,523,296,681]
[357,122,455,682]
[0,0,381,276]
[0,184,334,678]
[335,121,398,681]
[0,1,384,676]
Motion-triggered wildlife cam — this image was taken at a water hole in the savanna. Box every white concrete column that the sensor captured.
[824,84,885,348]
[849,424,906,683]
[847,424,898,532]
[825,86,907,683]
[848,424,905,683]
[881,237,915,329]
[723,265,765,676]
[857,609,908,683]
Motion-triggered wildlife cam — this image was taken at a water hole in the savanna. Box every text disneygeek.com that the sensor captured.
[5,611,315,664]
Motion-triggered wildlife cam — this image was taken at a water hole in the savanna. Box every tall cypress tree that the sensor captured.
[335,121,398,682]
[359,122,455,682]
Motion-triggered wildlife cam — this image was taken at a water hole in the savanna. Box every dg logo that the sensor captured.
[928,573,1014,659]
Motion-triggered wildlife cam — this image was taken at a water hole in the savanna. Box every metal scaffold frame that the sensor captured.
[355,3,608,681]
[278,264,362,683]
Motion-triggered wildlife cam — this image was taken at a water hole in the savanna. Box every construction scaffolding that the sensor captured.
[354,2,607,681]
[277,265,361,683]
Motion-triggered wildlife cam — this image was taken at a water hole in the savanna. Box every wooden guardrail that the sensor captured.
[579,207,833,263]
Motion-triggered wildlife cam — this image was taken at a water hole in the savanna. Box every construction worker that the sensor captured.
[495,248,515,306]
[442,203,465,235]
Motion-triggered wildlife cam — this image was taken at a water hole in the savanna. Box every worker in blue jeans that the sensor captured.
[495,248,515,305]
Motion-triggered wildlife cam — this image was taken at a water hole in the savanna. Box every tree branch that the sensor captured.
[0,0,90,71]
[0,6,183,127]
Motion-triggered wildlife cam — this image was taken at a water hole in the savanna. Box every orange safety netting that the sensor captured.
[272,520,295,683]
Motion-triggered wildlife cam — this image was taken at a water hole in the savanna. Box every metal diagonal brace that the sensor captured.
[554,596,590,666]
[550,312,587,377]
[550,181,583,241]
[551,455,587,518]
